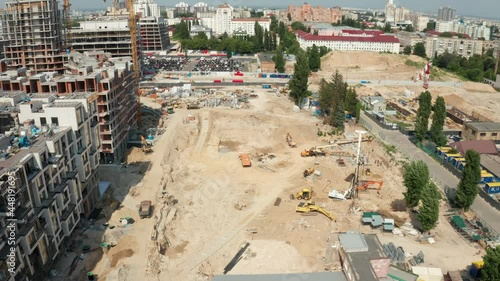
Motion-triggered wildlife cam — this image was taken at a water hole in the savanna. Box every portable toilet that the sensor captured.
[485,182,500,195]
[469,261,484,278]
[481,171,495,183]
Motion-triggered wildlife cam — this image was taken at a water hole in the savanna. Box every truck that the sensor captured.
[139,200,152,218]
[187,103,200,110]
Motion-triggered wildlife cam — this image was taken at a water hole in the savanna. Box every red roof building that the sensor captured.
[450,140,499,156]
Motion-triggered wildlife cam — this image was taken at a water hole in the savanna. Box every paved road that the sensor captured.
[346,80,462,87]
[360,112,500,234]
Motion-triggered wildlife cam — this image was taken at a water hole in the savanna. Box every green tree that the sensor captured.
[413,42,427,58]
[291,21,308,32]
[417,181,441,231]
[308,44,321,72]
[333,103,345,129]
[482,246,500,281]
[195,32,208,41]
[318,78,334,115]
[383,23,392,33]
[288,50,310,108]
[403,160,430,208]
[273,47,285,73]
[264,29,270,51]
[404,25,415,32]
[429,96,447,146]
[287,13,292,21]
[403,45,412,55]
[455,150,481,211]
[174,20,190,40]
[319,46,329,57]
[415,91,432,142]
[344,88,358,114]
[355,101,362,123]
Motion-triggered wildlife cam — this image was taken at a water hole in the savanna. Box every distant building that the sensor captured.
[384,0,409,23]
[175,1,190,14]
[295,30,400,54]
[230,18,270,36]
[134,0,160,18]
[214,4,232,35]
[193,2,209,13]
[189,25,212,39]
[424,35,483,58]
[438,6,456,21]
[408,13,430,31]
[288,3,342,23]
[361,96,386,112]
[258,53,276,73]
[395,31,424,48]
[139,17,170,52]
[462,122,500,141]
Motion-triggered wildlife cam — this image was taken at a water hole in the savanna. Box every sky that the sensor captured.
[0,0,497,20]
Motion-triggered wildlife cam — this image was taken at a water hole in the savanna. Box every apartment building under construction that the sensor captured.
[2,0,68,73]
[0,52,139,164]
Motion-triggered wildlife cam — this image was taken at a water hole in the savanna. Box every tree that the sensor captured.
[455,150,481,211]
[403,45,412,55]
[308,44,321,72]
[403,160,430,208]
[417,181,441,231]
[344,88,358,114]
[319,46,329,57]
[264,29,270,51]
[333,103,345,129]
[383,23,392,33]
[413,42,427,58]
[482,246,500,281]
[195,32,208,41]
[273,48,285,73]
[429,96,447,146]
[287,13,292,21]
[288,51,310,108]
[355,101,362,123]
[318,78,334,115]
[415,91,432,142]
[174,20,190,40]
[291,21,308,32]
[404,25,415,32]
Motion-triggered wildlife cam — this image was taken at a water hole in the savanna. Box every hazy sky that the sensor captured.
[0,0,497,19]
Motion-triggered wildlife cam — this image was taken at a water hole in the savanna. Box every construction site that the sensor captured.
[50,77,490,281]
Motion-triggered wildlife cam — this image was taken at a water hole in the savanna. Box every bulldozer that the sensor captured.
[286,133,296,148]
[291,188,313,200]
[357,180,384,192]
[303,168,315,177]
[141,136,153,153]
[296,201,334,221]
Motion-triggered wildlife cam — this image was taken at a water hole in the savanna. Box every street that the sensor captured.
[360,111,500,234]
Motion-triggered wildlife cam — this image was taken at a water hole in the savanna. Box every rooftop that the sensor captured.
[450,140,498,156]
[481,154,500,177]
[295,30,400,43]
[339,232,369,252]
[258,53,275,62]
[48,102,81,108]
[231,18,271,22]
[212,272,348,281]
[465,122,500,132]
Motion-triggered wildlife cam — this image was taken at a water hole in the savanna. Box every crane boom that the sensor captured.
[63,0,71,50]
[128,0,141,123]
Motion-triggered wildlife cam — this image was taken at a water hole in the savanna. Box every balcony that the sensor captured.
[61,204,76,221]
[64,171,78,180]
[53,179,68,193]
[26,168,41,181]
[91,119,99,127]
[14,206,30,221]
[77,146,86,154]
[48,154,63,167]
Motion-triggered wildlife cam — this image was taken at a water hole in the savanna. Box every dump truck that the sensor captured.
[239,154,251,167]
[139,200,152,218]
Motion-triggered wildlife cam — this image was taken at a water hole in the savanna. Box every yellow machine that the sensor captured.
[296,201,334,221]
[303,168,315,177]
[286,133,297,148]
[141,136,153,153]
[291,188,313,200]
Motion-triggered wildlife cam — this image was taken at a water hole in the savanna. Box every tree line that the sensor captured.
[433,49,499,82]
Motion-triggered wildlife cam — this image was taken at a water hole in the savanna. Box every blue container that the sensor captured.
[470,265,481,278]
[262,74,267,78]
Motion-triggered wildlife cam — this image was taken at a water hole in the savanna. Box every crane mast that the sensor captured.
[63,0,71,50]
[128,0,141,123]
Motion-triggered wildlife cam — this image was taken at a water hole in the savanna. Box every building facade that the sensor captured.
[139,17,170,52]
[134,0,160,18]
[193,2,208,13]
[214,4,232,35]
[295,30,400,54]
[174,1,190,14]
[462,122,500,141]
[288,3,342,23]
[438,6,456,21]
[230,18,271,36]
[2,0,68,73]
[424,35,484,58]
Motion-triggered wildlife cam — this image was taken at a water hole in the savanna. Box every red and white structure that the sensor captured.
[414,62,432,89]
[295,30,400,53]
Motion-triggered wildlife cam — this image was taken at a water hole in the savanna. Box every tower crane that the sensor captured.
[63,0,72,50]
[128,0,141,124]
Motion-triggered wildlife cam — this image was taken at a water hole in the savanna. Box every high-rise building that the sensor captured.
[2,0,68,73]
[438,6,456,21]
[134,0,160,18]
[175,1,190,14]
[287,3,342,23]
[193,2,209,13]
[214,4,232,35]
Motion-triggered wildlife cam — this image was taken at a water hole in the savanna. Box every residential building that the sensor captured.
[424,35,483,58]
[384,0,396,23]
[189,25,212,39]
[2,0,68,73]
[230,18,271,36]
[232,7,251,19]
[134,0,160,18]
[214,4,232,35]
[175,1,190,14]
[462,122,500,141]
[408,13,430,31]
[165,8,176,19]
[213,272,348,281]
[361,96,386,112]
[438,6,456,21]
[395,31,424,48]
[193,2,209,13]
[258,53,276,73]
[295,30,400,54]
[288,3,342,23]
[139,17,170,52]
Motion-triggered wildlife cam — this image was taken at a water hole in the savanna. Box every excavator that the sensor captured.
[141,135,153,153]
[303,168,315,177]
[286,133,296,148]
[296,201,334,221]
[291,187,313,200]
[357,180,384,192]
[300,148,326,157]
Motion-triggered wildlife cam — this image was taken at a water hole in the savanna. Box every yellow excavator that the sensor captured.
[303,168,315,177]
[141,136,153,153]
[291,187,313,200]
[296,201,334,221]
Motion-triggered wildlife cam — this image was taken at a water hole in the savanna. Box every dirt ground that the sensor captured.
[68,86,486,281]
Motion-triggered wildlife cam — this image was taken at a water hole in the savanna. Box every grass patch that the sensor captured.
[384,143,397,155]
[404,59,424,68]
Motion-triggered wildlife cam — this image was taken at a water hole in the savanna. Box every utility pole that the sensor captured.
[352,129,367,199]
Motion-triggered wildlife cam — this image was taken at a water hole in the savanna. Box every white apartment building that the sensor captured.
[134,0,161,18]
[215,4,232,35]
[230,18,271,36]
[436,20,491,40]
[295,30,400,53]
[408,13,429,31]
[425,35,484,58]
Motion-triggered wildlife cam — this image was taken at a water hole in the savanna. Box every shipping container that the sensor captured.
[262,84,271,89]
[485,182,500,194]
[232,79,244,83]
[214,80,221,83]
[262,73,267,78]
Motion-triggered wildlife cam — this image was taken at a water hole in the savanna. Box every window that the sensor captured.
[480,133,486,137]
[40,117,47,126]
[492,133,498,137]
[51,117,59,126]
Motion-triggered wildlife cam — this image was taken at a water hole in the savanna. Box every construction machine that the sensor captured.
[357,180,383,191]
[291,188,313,200]
[300,148,326,157]
[286,133,296,148]
[141,135,153,153]
[303,168,315,177]
[296,201,334,221]
[239,154,252,167]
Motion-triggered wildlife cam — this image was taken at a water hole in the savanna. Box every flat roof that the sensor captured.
[465,122,500,132]
[343,234,387,281]
[339,232,369,252]
[212,272,348,281]
[387,266,419,281]
[481,154,500,177]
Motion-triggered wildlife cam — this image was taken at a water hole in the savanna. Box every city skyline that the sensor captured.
[0,0,497,20]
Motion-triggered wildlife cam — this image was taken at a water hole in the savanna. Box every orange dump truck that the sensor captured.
[239,154,251,167]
